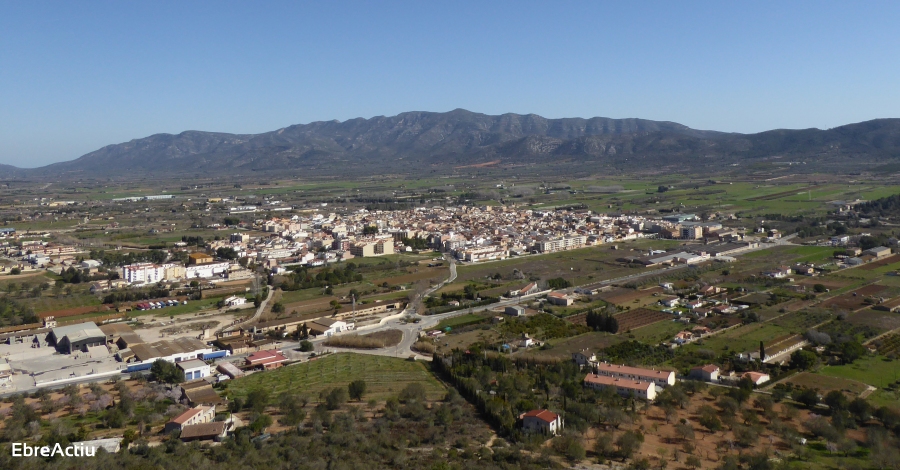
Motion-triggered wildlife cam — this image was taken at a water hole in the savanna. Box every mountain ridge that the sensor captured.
[5,109,900,176]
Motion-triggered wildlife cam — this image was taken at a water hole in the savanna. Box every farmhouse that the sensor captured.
[742,371,771,386]
[583,374,657,400]
[180,422,227,442]
[689,364,720,382]
[595,362,676,388]
[546,292,573,306]
[519,409,564,435]
[572,349,597,369]
[165,405,217,433]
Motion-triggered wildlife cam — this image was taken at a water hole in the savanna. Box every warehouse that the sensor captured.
[47,322,106,354]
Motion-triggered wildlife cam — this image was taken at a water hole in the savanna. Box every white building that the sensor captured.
[595,362,676,388]
[185,261,231,279]
[308,318,353,337]
[121,263,165,284]
[520,409,564,435]
[224,296,246,307]
[178,359,212,381]
[583,374,657,400]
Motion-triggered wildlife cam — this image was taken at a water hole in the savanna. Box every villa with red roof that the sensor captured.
[165,405,216,433]
[519,409,564,435]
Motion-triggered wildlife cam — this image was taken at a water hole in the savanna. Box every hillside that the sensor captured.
[7,110,900,177]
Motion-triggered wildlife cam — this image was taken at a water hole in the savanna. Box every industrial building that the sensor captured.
[47,322,106,354]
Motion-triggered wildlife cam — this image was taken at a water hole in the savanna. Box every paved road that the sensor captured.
[222,286,273,333]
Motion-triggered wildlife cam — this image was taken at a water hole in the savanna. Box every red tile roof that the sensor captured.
[246,349,287,366]
[521,409,559,424]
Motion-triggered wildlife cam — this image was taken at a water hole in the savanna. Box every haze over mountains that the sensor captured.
[5,109,900,178]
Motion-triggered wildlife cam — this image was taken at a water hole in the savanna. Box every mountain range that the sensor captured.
[4,109,900,178]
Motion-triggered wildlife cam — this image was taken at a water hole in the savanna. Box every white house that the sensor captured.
[308,318,353,337]
[595,362,676,388]
[583,374,657,400]
[689,364,720,382]
[572,350,597,369]
[224,296,246,307]
[178,359,211,381]
[742,371,771,386]
[520,409,564,435]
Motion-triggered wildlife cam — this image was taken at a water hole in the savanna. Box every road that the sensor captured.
[222,286,273,333]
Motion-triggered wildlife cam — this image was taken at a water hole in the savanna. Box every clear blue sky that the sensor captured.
[2,1,899,167]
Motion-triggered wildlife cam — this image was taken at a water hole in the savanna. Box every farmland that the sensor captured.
[224,352,447,402]
[614,307,671,333]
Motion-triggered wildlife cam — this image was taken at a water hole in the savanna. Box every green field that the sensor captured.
[224,353,446,403]
[435,313,487,331]
[819,355,900,389]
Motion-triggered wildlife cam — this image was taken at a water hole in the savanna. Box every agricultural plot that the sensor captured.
[820,285,889,310]
[699,322,790,354]
[783,372,870,396]
[599,286,664,307]
[770,309,833,330]
[874,333,900,357]
[848,309,900,332]
[517,331,623,360]
[225,352,446,402]
[614,308,671,332]
[858,254,900,271]
[819,355,900,390]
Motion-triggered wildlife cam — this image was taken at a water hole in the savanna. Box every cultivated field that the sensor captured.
[225,352,446,402]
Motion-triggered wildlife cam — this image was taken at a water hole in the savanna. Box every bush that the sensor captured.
[324,387,347,410]
[348,380,367,401]
[298,340,314,352]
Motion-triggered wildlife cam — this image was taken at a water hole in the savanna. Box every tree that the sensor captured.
[759,341,766,362]
[299,340,314,352]
[824,390,848,412]
[249,413,273,433]
[794,388,820,409]
[699,410,722,434]
[615,430,644,460]
[593,433,615,460]
[839,341,866,364]
[790,349,818,371]
[150,359,184,384]
[657,186,669,193]
[348,380,367,401]
[675,422,695,442]
[247,388,271,413]
[325,387,347,410]
[813,284,827,293]
[399,383,427,403]
[685,455,702,470]
[271,302,285,314]
[278,393,306,426]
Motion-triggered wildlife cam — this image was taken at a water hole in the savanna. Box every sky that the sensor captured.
[1,1,899,167]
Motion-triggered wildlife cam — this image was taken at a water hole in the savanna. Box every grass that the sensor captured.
[627,318,686,343]
[819,355,900,389]
[435,313,488,331]
[697,322,790,354]
[224,352,446,402]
